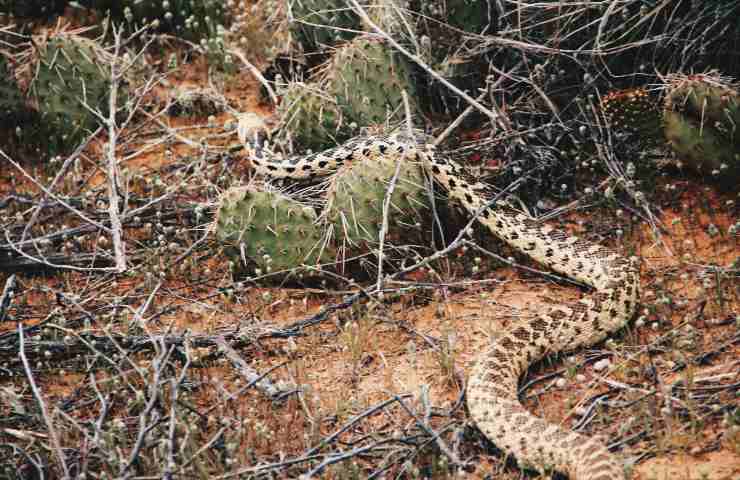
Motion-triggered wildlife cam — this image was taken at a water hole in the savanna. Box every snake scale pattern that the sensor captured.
[248,130,640,479]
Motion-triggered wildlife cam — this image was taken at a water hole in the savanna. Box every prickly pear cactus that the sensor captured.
[601,88,662,138]
[29,34,118,154]
[665,75,740,140]
[276,82,347,152]
[329,36,417,126]
[324,148,432,262]
[290,0,361,53]
[663,74,740,177]
[0,54,48,160]
[276,35,417,149]
[215,186,330,275]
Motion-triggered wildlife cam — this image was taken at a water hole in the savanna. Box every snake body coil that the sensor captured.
[250,130,640,479]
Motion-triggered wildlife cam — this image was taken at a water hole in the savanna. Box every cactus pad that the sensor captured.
[663,74,740,177]
[276,35,417,149]
[601,88,662,137]
[215,186,330,275]
[30,34,118,154]
[328,36,417,127]
[290,0,361,52]
[276,82,347,152]
[665,75,740,145]
[325,151,432,262]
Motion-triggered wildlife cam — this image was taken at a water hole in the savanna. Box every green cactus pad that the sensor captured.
[663,74,740,178]
[215,186,331,275]
[30,35,121,154]
[663,110,738,176]
[328,35,417,126]
[665,75,740,145]
[276,82,348,152]
[290,0,361,53]
[276,35,417,149]
[325,151,432,261]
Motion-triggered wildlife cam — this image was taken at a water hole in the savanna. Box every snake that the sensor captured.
[245,128,640,479]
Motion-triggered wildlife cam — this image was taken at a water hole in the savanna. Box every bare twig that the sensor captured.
[214,336,287,400]
[18,324,70,479]
[19,127,103,244]
[0,150,110,232]
[0,274,16,322]
[105,27,127,273]
[229,48,279,105]
[119,341,172,479]
[388,175,527,281]
[433,88,489,147]
[2,229,118,272]
[405,388,466,467]
[304,394,412,458]
[375,91,412,293]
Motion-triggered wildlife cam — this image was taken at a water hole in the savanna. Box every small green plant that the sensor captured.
[340,315,370,380]
[434,315,458,387]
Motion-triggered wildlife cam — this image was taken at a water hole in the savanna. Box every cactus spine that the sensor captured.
[215,132,436,276]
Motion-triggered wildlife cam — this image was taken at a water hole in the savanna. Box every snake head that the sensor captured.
[237,112,274,161]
